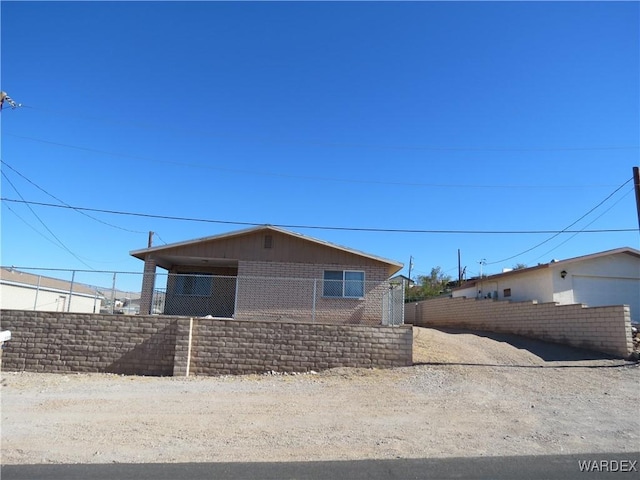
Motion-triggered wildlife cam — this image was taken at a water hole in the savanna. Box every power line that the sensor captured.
[1,197,636,234]
[485,178,636,266]
[3,203,71,250]
[2,203,136,266]
[528,187,636,263]
[0,175,96,270]
[153,232,169,246]
[14,104,640,153]
[0,159,146,234]
[3,133,632,190]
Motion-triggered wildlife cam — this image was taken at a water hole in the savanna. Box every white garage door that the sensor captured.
[573,276,640,324]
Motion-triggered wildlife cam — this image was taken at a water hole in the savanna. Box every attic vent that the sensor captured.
[264,235,273,249]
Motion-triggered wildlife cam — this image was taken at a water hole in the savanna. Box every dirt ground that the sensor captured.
[1,327,638,465]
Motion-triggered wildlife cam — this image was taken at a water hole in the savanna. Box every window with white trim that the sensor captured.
[175,273,213,296]
[323,270,365,298]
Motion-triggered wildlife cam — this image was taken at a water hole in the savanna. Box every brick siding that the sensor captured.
[235,261,390,324]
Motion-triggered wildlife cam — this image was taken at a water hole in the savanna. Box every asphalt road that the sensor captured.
[3,453,639,480]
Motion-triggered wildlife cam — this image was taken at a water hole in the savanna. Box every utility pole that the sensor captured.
[148,231,154,248]
[478,258,487,299]
[458,249,462,287]
[478,258,486,278]
[634,166,640,231]
[408,255,414,283]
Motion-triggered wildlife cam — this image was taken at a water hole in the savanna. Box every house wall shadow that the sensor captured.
[105,323,177,376]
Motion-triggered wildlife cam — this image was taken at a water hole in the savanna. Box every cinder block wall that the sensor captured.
[0,310,178,375]
[0,310,413,375]
[405,297,633,358]
[178,318,413,375]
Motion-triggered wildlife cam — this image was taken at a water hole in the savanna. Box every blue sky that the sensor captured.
[1,1,638,290]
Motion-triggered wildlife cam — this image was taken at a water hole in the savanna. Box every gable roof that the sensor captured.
[130,225,403,275]
[0,268,103,297]
[454,247,640,289]
[390,275,415,285]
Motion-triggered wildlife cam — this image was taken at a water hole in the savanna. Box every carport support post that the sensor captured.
[140,255,157,315]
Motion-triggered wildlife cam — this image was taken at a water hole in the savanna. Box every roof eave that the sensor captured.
[130,225,404,270]
[451,246,640,291]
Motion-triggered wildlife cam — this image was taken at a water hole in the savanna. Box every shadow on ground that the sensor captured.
[421,327,621,363]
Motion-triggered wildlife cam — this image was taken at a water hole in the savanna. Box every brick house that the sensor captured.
[130,225,404,324]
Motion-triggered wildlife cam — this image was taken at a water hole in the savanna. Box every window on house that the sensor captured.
[323,270,365,298]
[503,288,511,298]
[264,235,273,249]
[175,273,212,296]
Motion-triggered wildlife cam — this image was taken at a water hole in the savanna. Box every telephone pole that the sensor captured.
[408,255,414,283]
[478,258,486,278]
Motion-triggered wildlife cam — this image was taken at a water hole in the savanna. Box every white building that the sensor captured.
[0,268,104,313]
[452,247,640,324]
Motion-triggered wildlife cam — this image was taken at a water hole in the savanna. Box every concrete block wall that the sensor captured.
[405,297,633,358]
[0,310,177,375]
[184,318,413,375]
[0,310,413,376]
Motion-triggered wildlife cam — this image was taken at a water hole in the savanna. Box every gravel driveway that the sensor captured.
[1,327,638,464]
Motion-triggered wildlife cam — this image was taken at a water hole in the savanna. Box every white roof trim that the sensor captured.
[454,246,640,289]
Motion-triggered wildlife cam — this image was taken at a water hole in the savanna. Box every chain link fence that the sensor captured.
[1,268,404,325]
[0,267,142,315]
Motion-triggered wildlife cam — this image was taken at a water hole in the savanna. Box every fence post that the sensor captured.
[185,317,194,377]
[110,273,117,314]
[312,279,317,322]
[233,276,239,318]
[401,282,405,325]
[67,270,76,312]
[33,275,41,311]
[388,284,393,326]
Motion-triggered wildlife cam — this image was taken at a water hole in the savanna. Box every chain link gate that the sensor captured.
[382,282,405,326]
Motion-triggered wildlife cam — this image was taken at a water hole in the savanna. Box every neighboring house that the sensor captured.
[390,275,415,290]
[130,225,404,324]
[452,247,640,324]
[0,268,104,313]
